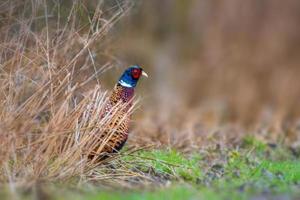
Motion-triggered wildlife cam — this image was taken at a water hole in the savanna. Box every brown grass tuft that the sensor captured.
[0,0,137,188]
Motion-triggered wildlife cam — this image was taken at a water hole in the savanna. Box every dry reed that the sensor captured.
[0,0,144,189]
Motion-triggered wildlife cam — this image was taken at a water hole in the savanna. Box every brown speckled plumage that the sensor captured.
[88,85,135,160]
[88,66,147,161]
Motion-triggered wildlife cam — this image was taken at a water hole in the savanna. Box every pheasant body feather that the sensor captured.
[109,85,134,106]
[89,65,147,160]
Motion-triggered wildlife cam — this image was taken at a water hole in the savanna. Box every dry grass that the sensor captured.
[0,0,145,189]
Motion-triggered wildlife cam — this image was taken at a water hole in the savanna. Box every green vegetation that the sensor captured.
[123,149,202,182]
[79,146,300,200]
[111,145,299,200]
[12,142,297,200]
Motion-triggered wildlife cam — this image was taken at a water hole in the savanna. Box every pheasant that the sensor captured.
[88,65,148,160]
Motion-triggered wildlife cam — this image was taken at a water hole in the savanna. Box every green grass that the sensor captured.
[123,149,202,182]
[57,143,300,200]
[2,140,300,200]
[75,186,199,200]
[68,155,300,200]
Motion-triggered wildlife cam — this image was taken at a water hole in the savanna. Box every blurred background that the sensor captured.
[106,0,300,146]
[104,0,300,130]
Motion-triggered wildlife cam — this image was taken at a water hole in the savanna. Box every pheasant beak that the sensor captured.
[142,70,148,78]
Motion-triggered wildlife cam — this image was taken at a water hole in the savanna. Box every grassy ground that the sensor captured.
[2,137,299,199]
[84,150,300,200]
[64,140,300,200]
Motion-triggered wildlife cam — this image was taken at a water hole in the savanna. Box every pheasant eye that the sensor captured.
[131,69,141,79]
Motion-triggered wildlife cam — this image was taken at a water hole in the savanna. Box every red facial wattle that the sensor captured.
[131,68,142,79]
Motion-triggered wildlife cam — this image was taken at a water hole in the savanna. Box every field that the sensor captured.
[0,1,300,200]
[2,146,300,199]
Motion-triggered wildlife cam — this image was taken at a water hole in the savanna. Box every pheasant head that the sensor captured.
[118,65,148,88]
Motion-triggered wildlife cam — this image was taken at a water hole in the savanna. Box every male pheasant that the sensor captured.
[88,65,148,160]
